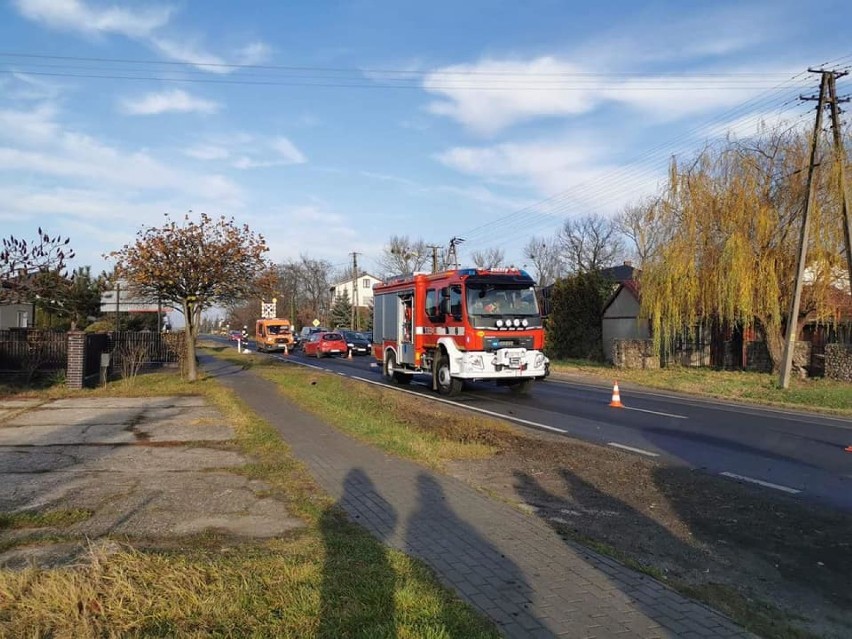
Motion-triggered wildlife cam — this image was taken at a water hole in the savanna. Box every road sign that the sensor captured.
[312,318,320,327]
[100,282,171,313]
[261,300,277,318]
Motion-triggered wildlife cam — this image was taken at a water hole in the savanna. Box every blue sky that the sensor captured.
[1,0,850,279]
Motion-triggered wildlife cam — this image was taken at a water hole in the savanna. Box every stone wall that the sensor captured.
[612,339,660,369]
[825,344,852,382]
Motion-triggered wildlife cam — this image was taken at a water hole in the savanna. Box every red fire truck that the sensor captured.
[372,267,548,395]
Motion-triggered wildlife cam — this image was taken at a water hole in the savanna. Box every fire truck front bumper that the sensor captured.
[453,348,548,379]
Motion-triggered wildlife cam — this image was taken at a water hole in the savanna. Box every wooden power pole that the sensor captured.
[826,71,852,298]
[779,70,833,388]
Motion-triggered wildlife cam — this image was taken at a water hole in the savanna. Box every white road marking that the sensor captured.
[349,376,569,434]
[607,442,660,457]
[623,406,687,419]
[719,472,801,494]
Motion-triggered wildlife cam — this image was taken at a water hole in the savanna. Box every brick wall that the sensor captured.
[66,331,85,389]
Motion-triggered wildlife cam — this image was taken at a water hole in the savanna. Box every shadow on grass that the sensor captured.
[512,467,820,639]
[319,469,397,638]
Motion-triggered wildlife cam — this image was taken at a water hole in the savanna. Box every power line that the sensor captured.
[0,51,811,78]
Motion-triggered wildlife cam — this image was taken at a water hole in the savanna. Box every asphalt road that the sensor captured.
[214,337,852,512]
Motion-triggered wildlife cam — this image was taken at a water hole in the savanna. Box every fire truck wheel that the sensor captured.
[435,354,462,396]
[384,351,412,385]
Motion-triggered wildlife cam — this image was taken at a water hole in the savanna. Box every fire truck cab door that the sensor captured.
[398,293,415,366]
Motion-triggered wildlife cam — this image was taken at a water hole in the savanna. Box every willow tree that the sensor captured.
[639,125,850,372]
[110,214,274,381]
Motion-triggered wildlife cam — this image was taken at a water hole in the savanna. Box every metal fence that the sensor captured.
[0,329,184,379]
[0,329,67,373]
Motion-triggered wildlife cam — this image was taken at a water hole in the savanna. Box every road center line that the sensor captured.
[350,376,569,435]
[623,406,688,419]
[607,442,660,457]
[719,471,801,494]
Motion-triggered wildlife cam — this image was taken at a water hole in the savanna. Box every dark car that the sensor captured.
[341,330,371,356]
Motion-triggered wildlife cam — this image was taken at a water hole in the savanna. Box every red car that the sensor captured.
[302,331,348,358]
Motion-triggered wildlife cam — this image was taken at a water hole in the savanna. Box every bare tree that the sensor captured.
[470,247,505,269]
[298,254,334,325]
[614,197,667,267]
[376,235,430,277]
[1,229,74,302]
[523,236,563,286]
[559,214,625,274]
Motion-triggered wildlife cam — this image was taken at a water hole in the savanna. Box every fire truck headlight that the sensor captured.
[496,319,504,328]
[522,319,529,328]
[513,318,521,327]
[534,353,545,369]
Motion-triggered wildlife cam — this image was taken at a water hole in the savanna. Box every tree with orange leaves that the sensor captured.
[109,213,274,381]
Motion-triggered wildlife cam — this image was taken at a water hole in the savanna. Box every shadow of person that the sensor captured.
[318,468,398,638]
[406,473,542,637]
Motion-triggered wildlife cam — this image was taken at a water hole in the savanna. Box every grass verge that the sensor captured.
[207,346,516,469]
[0,367,499,638]
[549,359,852,415]
[203,346,848,639]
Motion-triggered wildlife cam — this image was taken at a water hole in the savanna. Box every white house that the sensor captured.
[329,273,382,309]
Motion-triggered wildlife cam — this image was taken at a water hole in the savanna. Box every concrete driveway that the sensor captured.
[0,396,301,569]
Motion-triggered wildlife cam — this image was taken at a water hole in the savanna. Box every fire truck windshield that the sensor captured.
[466,285,539,317]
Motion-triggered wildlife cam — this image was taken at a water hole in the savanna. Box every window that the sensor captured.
[425,289,441,321]
[362,278,371,289]
[16,311,28,328]
[448,286,462,319]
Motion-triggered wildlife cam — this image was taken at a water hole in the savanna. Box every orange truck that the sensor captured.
[372,267,547,395]
[255,318,295,353]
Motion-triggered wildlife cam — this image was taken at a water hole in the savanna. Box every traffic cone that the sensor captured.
[844,445,852,453]
[609,381,624,408]
[347,348,353,359]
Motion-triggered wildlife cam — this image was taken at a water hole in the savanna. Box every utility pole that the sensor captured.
[826,71,852,297]
[427,245,442,273]
[350,252,360,330]
[779,70,830,388]
[447,237,465,270]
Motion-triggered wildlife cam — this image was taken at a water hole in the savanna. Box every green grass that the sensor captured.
[0,367,499,639]
[0,509,92,531]
[208,347,515,469]
[549,359,852,415]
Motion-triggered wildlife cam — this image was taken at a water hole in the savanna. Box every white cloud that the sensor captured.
[424,56,776,135]
[13,0,171,38]
[236,41,272,66]
[425,57,594,136]
[13,0,270,74]
[437,138,665,213]
[120,89,220,115]
[0,104,242,204]
[270,137,307,165]
[185,133,307,169]
[184,144,230,161]
[149,36,230,73]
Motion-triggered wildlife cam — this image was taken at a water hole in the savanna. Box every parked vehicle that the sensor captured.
[255,318,295,353]
[372,267,547,395]
[341,330,371,356]
[298,326,329,349]
[228,329,242,342]
[302,331,348,358]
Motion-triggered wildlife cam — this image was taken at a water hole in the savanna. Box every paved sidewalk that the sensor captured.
[203,356,751,638]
